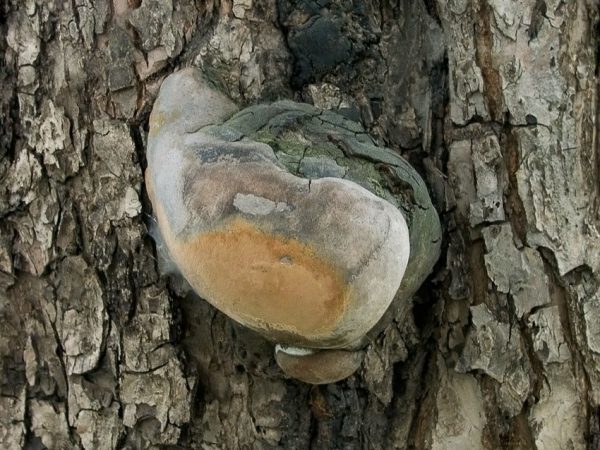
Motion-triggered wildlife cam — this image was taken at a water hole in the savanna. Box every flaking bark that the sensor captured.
[0,0,598,449]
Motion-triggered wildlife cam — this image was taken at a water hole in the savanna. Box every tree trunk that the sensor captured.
[1,0,598,449]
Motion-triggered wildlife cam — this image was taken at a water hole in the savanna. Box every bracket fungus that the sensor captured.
[146,68,441,384]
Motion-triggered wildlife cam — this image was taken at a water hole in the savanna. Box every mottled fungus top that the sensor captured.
[146,68,441,382]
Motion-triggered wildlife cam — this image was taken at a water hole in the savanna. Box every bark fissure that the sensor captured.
[474,0,504,122]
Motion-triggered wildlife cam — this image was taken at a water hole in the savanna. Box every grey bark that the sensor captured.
[0,0,598,449]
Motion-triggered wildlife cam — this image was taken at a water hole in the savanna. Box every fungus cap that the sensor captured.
[146,68,427,383]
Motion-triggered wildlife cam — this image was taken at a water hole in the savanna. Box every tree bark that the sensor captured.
[0,0,598,449]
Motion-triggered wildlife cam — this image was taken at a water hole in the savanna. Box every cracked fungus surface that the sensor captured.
[172,218,351,338]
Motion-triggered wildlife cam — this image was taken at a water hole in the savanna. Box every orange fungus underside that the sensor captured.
[172,219,351,337]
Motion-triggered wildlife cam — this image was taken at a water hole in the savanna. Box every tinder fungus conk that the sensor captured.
[146,68,441,384]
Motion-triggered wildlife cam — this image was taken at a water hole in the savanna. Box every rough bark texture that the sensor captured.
[0,0,598,449]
